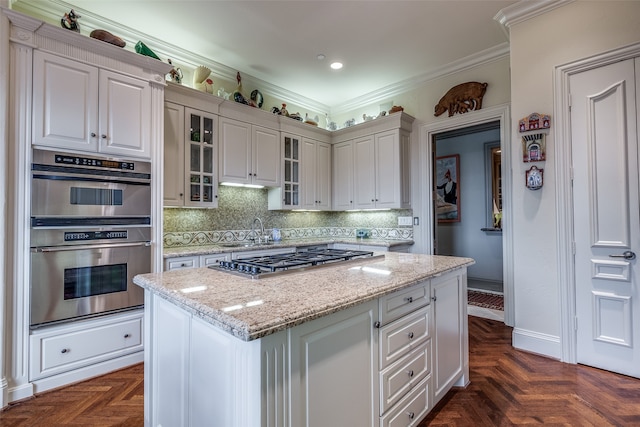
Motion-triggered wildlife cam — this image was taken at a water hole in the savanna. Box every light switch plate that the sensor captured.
[398,216,412,226]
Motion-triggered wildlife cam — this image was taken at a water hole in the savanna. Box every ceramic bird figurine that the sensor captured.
[61,9,80,32]
[233,72,249,105]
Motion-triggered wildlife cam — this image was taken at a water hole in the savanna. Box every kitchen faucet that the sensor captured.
[251,217,266,244]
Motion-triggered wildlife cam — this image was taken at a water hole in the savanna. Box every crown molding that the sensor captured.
[330,42,510,116]
[12,0,518,115]
[494,0,574,28]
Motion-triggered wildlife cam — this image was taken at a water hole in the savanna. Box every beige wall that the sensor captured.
[509,1,640,355]
[332,56,511,128]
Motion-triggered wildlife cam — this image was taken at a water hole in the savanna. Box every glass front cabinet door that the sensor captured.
[282,134,300,208]
[186,108,218,207]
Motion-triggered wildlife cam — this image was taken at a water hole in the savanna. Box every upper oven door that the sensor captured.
[31,149,151,220]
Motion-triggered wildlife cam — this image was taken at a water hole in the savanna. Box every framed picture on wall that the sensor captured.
[435,154,460,223]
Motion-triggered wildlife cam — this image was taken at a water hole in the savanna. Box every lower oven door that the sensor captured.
[30,241,150,327]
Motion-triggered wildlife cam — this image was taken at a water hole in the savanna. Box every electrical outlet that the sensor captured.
[398,216,412,226]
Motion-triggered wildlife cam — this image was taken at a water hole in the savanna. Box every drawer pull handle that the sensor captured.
[406,296,413,303]
[408,332,414,339]
[407,411,415,419]
[407,369,414,378]
[124,333,131,338]
[61,348,70,354]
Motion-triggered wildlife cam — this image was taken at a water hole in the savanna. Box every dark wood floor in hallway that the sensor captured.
[1,316,639,426]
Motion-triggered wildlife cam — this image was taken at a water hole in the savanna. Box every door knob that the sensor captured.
[609,251,636,260]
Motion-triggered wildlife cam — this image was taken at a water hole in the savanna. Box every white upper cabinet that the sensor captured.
[301,138,331,210]
[164,102,186,206]
[218,117,280,187]
[33,50,152,159]
[332,112,413,211]
[164,104,219,208]
[332,140,355,211]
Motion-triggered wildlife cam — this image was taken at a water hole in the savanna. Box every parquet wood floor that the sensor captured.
[1,317,639,426]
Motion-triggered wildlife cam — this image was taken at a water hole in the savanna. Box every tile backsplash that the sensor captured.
[163,186,413,247]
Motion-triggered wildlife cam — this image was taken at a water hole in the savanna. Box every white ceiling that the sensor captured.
[13,0,518,109]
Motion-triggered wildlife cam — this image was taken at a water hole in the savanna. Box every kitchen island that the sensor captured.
[134,252,474,427]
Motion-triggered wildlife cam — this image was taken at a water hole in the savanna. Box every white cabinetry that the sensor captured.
[432,270,469,404]
[164,253,231,271]
[219,117,280,187]
[377,280,431,426]
[301,138,331,210]
[268,133,302,209]
[33,50,152,159]
[332,112,413,211]
[164,104,219,207]
[289,300,378,427]
[354,130,410,209]
[331,242,411,253]
[333,140,355,210]
[30,310,143,391]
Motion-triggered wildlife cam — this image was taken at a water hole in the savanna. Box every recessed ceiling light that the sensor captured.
[317,54,326,60]
[330,62,343,70]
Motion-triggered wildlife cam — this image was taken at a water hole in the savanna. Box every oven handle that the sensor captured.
[31,241,151,252]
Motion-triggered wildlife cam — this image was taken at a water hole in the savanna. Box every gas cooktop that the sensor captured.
[209,248,383,279]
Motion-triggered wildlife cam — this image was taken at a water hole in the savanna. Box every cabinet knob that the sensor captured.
[373,321,381,329]
[407,369,414,378]
[407,411,415,420]
[408,332,414,339]
[124,333,131,339]
[90,132,96,137]
[61,348,70,354]
[101,134,107,139]
[406,296,413,303]
[371,199,375,202]
[431,296,437,302]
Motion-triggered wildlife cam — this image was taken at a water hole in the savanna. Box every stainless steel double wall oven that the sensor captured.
[30,149,152,327]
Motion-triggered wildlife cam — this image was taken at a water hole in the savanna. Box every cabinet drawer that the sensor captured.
[199,253,230,267]
[380,375,430,427]
[380,305,430,369]
[379,280,430,325]
[165,256,199,271]
[30,312,143,380]
[380,341,431,415]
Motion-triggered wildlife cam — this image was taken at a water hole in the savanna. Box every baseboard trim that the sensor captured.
[7,382,35,406]
[512,327,561,360]
[31,351,143,396]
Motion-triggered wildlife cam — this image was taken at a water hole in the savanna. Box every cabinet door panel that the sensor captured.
[290,301,378,427]
[375,131,400,208]
[354,136,376,209]
[333,141,354,210]
[32,51,99,152]
[219,118,251,183]
[316,141,331,210]
[253,126,280,186]
[164,102,185,206]
[99,70,151,158]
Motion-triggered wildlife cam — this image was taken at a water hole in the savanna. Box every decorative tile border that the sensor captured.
[163,227,414,247]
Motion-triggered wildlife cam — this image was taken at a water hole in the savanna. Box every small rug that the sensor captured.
[468,290,504,311]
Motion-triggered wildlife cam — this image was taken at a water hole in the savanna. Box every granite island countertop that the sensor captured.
[163,238,413,258]
[134,252,473,341]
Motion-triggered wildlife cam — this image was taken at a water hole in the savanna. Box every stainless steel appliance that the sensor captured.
[210,248,382,279]
[30,149,152,327]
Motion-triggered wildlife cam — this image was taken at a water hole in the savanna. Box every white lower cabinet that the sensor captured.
[331,243,411,253]
[432,269,469,404]
[30,310,143,391]
[164,253,231,271]
[289,300,378,427]
[145,268,468,427]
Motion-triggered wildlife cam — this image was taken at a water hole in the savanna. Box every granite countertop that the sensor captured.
[163,238,414,258]
[134,252,473,341]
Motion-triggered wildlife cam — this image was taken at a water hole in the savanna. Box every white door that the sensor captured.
[570,58,640,378]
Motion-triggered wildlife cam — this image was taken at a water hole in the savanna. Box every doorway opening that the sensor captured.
[433,121,503,295]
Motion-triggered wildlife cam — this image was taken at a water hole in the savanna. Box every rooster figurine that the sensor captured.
[61,9,80,32]
[233,72,249,105]
[193,66,213,94]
